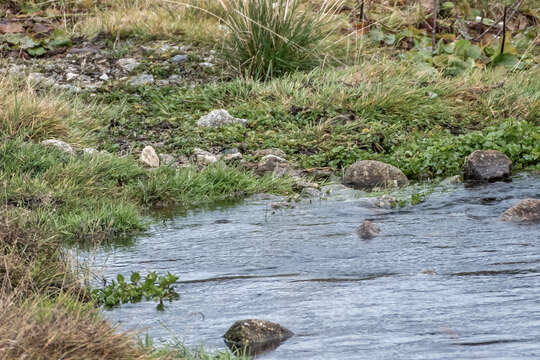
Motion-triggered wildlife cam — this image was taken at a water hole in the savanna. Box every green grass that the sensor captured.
[0,140,292,243]
[220,0,341,79]
[96,59,539,180]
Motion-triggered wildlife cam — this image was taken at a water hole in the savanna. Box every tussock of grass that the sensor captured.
[220,0,343,79]
[0,75,106,144]
[0,292,150,360]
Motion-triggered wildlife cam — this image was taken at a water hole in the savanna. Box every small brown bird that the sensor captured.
[357,220,380,239]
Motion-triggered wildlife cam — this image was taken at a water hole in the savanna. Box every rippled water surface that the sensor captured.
[83,174,540,359]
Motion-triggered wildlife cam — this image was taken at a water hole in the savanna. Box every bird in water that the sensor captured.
[357,220,380,239]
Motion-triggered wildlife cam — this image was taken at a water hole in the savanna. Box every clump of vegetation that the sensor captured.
[0,291,151,360]
[220,0,342,79]
[91,272,179,311]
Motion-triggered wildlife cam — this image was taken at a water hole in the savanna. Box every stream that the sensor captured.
[81,173,540,359]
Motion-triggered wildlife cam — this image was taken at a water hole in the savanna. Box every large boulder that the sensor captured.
[197,109,247,128]
[224,319,293,356]
[500,199,540,222]
[343,160,408,191]
[463,150,512,182]
[139,145,160,168]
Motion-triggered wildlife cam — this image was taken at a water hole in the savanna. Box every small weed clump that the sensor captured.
[91,272,179,311]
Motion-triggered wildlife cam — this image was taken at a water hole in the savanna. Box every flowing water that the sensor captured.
[82,173,540,359]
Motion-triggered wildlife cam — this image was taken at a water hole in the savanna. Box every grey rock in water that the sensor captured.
[500,199,540,222]
[128,74,154,86]
[463,150,512,182]
[357,220,380,239]
[117,58,140,73]
[224,319,293,356]
[197,109,247,128]
[344,160,408,191]
[301,187,322,198]
[41,139,74,154]
[140,145,160,168]
[270,201,294,209]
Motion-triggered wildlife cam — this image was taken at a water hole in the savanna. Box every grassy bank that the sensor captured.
[1,0,538,358]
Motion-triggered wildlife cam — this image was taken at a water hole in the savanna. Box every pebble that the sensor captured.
[128,74,154,86]
[170,54,188,63]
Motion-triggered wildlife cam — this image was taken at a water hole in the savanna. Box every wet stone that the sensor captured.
[500,199,540,222]
[344,160,408,191]
[224,319,293,356]
[464,150,512,183]
[357,220,380,239]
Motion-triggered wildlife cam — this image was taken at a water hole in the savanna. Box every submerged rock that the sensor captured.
[344,160,408,191]
[357,220,380,239]
[41,139,74,154]
[500,199,540,222]
[270,201,294,209]
[140,145,160,168]
[224,319,293,356]
[463,150,512,182]
[197,109,247,128]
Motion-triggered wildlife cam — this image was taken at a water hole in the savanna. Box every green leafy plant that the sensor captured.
[91,272,179,311]
[1,28,71,57]
[220,0,341,80]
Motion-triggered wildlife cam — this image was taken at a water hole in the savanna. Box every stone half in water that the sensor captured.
[223,319,293,356]
[463,149,512,183]
[500,199,540,223]
[357,220,380,239]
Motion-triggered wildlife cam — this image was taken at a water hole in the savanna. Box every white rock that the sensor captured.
[140,146,160,168]
[99,73,109,81]
[66,72,79,81]
[199,62,215,68]
[83,147,99,154]
[117,58,140,73]
[194,148,220,165]
[223,152,243,161]
[41,139,74,154]
[28,72,55,86]
[128,74,154,86]
[197,109,247,128]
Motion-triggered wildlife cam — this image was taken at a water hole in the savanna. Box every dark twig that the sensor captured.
[500,5,507,55]
[357,0,365,22]
[474,0,522,41]
[432,0,439,52]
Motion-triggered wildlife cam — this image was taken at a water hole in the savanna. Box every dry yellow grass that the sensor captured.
[77,0,225,43]
[0,75,105,145]
[0,292,150,360]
